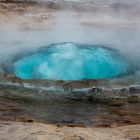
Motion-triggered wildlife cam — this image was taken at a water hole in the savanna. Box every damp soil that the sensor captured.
[0,84,140,128]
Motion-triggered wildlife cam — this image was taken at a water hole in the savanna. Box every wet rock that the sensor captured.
[87,87,97,93]
[87,93,113,103]
[127,95,140,103]
[120,88,129,93]
[0,83,21,90]
[66,96,84,101]
[107,98,128,106]
[129,85,140,94]
[112,87,129,94]
[88,87,107,94]
[63,80,98,90]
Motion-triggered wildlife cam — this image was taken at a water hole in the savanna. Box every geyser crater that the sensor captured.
[12,42,130,81]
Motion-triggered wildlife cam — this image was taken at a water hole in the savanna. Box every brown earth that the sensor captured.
[0,121,140,140]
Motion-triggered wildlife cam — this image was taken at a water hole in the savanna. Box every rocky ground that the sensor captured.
[0,0,140,140]
[0,121,140,140]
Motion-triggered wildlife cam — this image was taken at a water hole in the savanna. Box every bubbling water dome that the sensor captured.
[13,42,130,81]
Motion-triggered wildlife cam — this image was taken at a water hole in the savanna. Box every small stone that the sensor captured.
[16,115,34,123]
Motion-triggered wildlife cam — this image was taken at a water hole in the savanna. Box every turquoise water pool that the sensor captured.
[13,42,129,80]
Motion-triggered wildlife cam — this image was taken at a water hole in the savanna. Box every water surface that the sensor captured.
[13,42,129,80]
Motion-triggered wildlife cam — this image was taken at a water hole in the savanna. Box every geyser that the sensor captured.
[13,42,130,81]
